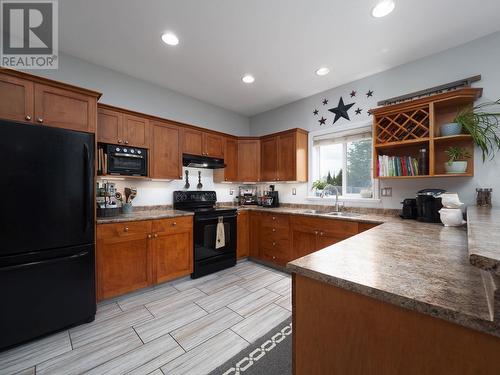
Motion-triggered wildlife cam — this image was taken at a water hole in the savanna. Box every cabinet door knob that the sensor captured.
[37,118,43,123]
[154,233,158,238]
[272,228,276,232]
[125,140,129,144]
[320,232,324,236]
[272,241,276,246]
[272,256,276,260]
[272,216,276,220]
[147,234,152,239]
[172,222,177,226]
[25,115,32,121]
[118,139,123,144]
[314,230,318,235]
[124,227,129,232]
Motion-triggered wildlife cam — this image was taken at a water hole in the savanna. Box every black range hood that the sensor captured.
[183,154,225,169]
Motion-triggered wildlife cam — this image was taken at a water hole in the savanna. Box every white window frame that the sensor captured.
[307,120,380,202]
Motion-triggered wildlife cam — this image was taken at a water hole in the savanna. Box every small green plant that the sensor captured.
[454,99,500,161]
[312,180,327,190]
[445,146,471,165]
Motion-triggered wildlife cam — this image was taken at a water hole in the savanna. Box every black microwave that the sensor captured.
[100,144,148,176]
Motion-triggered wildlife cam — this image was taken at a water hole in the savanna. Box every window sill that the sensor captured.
[306,196,381,204]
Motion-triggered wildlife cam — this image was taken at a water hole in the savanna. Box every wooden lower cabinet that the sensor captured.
[237,211,250,259]
[96,221,153,300]
[96,216,193,301]
[152,217,193,284]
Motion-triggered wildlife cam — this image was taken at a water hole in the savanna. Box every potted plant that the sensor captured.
[312,180,327,196]
[444,146,471,174]
[453,99,500,161]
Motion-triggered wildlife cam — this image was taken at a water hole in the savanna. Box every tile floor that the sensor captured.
[0,260,291,375]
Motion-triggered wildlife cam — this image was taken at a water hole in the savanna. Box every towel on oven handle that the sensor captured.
[215,217,225,249]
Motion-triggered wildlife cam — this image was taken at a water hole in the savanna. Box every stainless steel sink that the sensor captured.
[326,211,361,217]
[300,209,326,214]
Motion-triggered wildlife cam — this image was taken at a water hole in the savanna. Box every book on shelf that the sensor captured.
[378,155,420,177]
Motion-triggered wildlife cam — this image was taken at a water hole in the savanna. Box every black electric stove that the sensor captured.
[173,191,237,278]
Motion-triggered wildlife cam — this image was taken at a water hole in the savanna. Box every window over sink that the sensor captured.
[310,122,376,200]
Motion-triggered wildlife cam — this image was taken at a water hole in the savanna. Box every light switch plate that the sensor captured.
[381,187,392,197]
[229,189,234,195]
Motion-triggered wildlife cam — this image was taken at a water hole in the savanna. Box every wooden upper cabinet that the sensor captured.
[97,105,149,148]
[238,139,261,182]
[97,107,122,144]
[0,73,34,122]
[258,129,308,182]
[261,136,278,181]
[34,83,97,132]
[122,114,149,148]
[203,133,224,158]
[182,128,224,158]
[277,132,297,181]
[150,120,182,180]
[182,128,203,155]
[214,137,238,182]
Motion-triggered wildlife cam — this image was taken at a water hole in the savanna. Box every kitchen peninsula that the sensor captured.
[287,206,500,375]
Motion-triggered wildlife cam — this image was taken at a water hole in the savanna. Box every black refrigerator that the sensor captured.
[0,120,96,350]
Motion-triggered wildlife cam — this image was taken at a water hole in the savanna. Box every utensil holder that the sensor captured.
[122,203,133,214]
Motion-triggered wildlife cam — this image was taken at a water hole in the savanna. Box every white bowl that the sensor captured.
[439,208,465,227]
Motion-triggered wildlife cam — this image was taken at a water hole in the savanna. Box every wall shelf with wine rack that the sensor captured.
[370,88,482,179]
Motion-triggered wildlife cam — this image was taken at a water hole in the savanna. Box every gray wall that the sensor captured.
[31,53,250,136]
[250,31,500,209]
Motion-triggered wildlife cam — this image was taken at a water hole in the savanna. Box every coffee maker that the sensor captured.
[415,189,446,223]
[262,185,280,208]
[238,185,258,205]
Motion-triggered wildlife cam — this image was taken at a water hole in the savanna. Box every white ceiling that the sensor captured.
[59,0,500,117]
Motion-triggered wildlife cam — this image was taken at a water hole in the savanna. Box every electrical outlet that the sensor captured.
[292,188,297,195]
[229,189,234,196]
[381,187,392,197]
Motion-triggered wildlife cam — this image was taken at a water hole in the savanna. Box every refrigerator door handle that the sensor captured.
[0,251,89,272]
[84,143,91,234]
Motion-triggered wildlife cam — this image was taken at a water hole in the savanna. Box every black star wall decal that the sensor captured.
[318,117,326,125]
[350,90,356,97]
[313,109,319,115]
[366,90,374,98]
[328,97,355,124]
[355,108,362,115]
[322,99,329,105]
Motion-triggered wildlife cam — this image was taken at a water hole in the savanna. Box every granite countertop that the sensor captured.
[96,209,193,224]
[467,206,500,274]
[287,212,500,338]
[226,205,395,224]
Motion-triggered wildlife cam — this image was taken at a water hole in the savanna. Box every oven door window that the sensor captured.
[108,154,146,175]
[194,215,236,261]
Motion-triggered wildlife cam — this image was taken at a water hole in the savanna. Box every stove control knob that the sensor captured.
[130,149,135,154]
[137,150,142,155]
[123,149,128,153]
[115,147,120,152]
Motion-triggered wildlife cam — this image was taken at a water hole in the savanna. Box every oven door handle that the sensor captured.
[195,214,237,222]
[112,153,144,159]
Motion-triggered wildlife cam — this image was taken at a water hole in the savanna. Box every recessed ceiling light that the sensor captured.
[372,0,395,18]
[161,32,179,46]
[242,75,255,84]
[315,67,330,76]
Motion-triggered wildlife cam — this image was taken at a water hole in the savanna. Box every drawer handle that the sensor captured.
[25,115,32,121]
[124,227,129,232]
[37,117,43,123]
